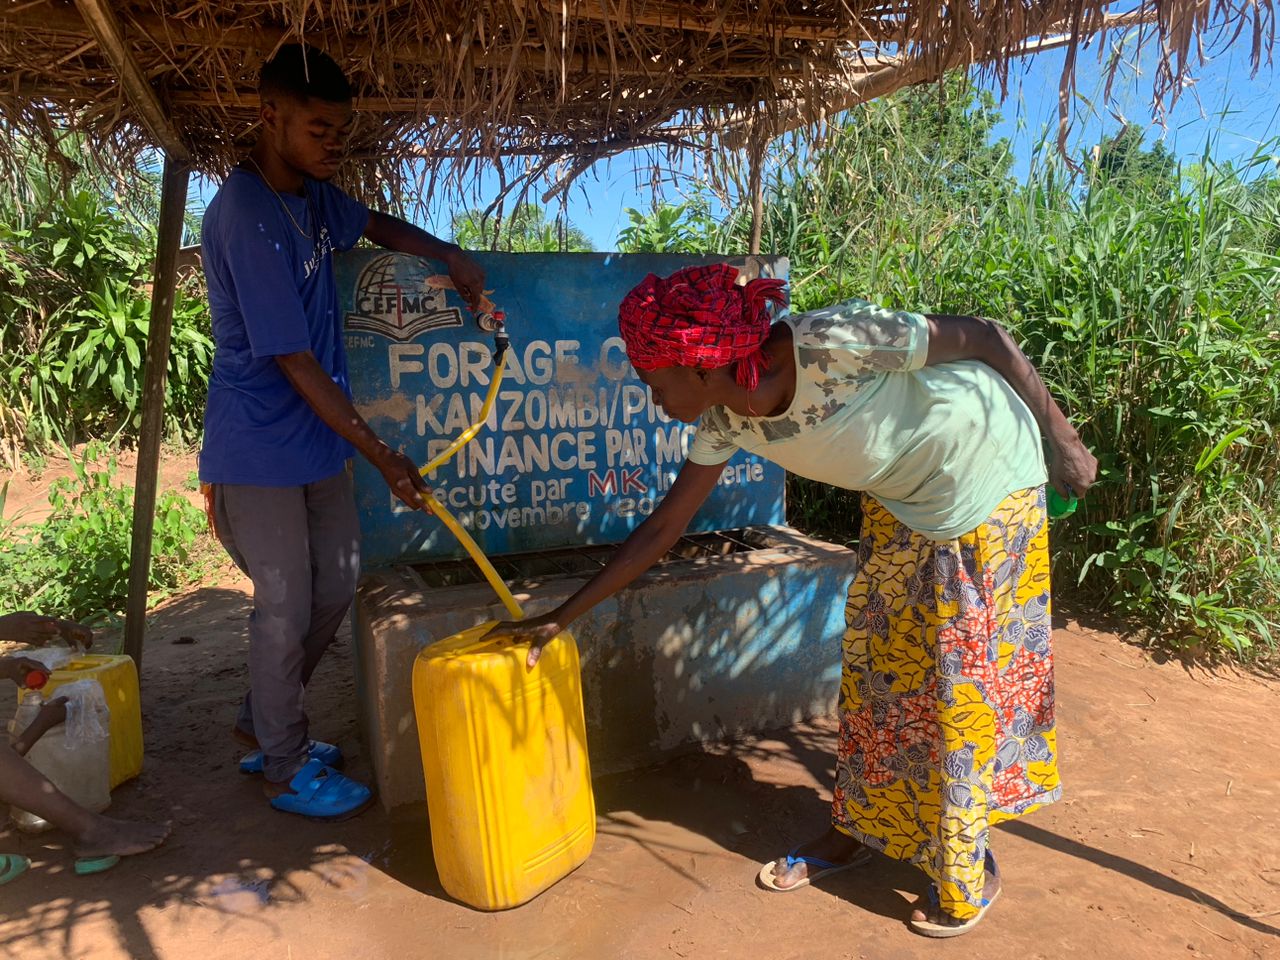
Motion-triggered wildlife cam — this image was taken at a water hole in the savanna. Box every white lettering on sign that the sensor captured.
[599,337,630,381]
[384,339,772,532]
[389,343,424,389]
[655,424,697,465]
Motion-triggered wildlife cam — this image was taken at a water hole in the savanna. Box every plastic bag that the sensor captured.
[10,678,111,832]
[22,644,74,672]
[56,678,110,746]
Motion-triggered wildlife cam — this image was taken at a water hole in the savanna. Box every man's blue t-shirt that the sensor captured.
[198,169,370,486]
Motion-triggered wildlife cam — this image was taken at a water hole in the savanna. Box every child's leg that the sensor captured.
[0,742,169,856]
[0,740,98,836]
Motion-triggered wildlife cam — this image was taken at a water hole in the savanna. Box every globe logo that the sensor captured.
[346,253,464,341]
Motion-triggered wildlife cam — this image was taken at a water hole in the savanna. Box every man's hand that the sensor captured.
[374,446,430,510]
[0,657,50,686]
[1048,430,1099,500]
[443,247,487,315]
[481,612,566,669]
[0,612,92,648]
[362,213,489,316]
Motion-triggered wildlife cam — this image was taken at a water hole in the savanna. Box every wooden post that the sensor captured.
[748,141,765,255]
[123,155,190,670]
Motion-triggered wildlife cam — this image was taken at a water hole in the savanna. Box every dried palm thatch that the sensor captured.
[1,0,1275,199]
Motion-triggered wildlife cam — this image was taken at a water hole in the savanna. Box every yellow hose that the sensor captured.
[418,351,525,621]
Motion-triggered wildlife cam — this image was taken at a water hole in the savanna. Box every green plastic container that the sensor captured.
[1047,488,1079,519]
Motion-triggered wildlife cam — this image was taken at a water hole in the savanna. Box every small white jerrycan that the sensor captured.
[9,678,111,832]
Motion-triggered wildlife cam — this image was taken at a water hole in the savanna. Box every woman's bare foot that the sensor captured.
[767,826,866,890]
[73,815,171,859]
[909,860,1001,928]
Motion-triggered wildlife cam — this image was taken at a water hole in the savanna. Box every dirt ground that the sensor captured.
[1,459,1279,959]
[1,447,204,527]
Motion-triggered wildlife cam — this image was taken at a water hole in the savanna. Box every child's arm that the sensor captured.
[0,613,92,648]
[11,698,67,757]
[0,656,48,685]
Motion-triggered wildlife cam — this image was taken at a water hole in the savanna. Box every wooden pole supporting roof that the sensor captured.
[121,155,190,671]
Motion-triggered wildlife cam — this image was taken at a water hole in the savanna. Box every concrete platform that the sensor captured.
[352,525,855,809]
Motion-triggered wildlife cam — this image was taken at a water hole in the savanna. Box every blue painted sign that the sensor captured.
[338,252,788,567]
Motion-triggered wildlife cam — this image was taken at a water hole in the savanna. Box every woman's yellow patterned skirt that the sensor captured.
[833,486,1060,920]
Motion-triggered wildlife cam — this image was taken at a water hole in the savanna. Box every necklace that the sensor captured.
[244,156,314,243]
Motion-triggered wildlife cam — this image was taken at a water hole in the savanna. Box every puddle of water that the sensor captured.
[354,809,445,894]
[205,875,273,913]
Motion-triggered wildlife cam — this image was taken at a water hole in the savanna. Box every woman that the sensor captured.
[486,263,1096,937]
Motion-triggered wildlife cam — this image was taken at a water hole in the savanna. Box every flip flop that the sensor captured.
[0,854,30,885]
[909,851,1001,938]
[268,758,374,821]
[239,740,343,775]
[757,846,874,891]
[74,855,120,876]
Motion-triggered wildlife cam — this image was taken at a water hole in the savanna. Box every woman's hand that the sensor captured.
[1048,430,1098,500]
[482,612,566,669]
[0,612,92,648]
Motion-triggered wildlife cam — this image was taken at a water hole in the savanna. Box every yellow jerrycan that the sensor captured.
[20,653,143,789]
[410,321,595,910]
[413,624,595,909]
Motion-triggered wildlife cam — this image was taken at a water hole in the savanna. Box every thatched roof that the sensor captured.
[1,0,1274,196]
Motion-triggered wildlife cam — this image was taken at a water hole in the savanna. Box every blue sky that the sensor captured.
[549,39,1278,248]
[196,29,1278,250]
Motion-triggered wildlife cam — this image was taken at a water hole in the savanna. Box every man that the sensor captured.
[199,44,485,819]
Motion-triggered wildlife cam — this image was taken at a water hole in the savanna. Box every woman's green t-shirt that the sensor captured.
[687,299,1048,540]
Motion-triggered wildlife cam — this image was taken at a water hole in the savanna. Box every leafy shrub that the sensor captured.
[0,452,212,626]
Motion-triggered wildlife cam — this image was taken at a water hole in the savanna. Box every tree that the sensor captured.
[616,195,720,253]
[451,203,593,252]
[1091,123,1178,195]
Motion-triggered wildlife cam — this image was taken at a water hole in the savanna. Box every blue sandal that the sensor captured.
[268,758,373,821]
[909,850,1001,938]
[757,845,873,891]
[239,740,343,775]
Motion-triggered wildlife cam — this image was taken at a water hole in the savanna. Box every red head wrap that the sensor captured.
[617,263,788,391]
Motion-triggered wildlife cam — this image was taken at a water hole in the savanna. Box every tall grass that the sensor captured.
[856,153,1280,657]
[616,82,1280,660]
[640,83,1280,658]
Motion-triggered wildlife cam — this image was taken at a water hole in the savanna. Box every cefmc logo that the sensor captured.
[345,254,464,341]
